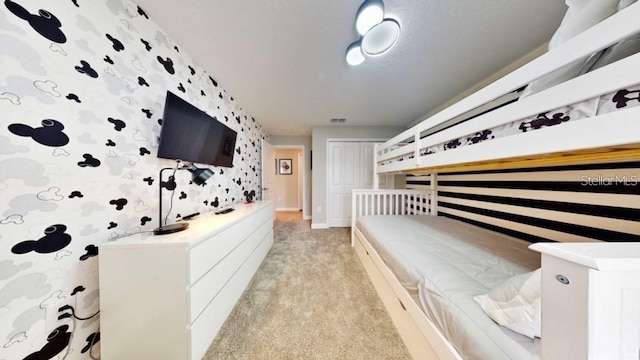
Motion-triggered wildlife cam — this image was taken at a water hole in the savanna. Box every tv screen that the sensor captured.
[157,91,237,167]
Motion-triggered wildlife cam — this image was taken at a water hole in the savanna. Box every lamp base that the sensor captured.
[153,222,189,235]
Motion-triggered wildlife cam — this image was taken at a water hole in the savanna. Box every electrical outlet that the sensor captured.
[317,206,322,213]
[44,297,75,333]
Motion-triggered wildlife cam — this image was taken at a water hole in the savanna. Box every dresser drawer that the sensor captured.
[188,229,273,360]
[188,218,272,323]
[188,206,272,284]
[99,202,273,360]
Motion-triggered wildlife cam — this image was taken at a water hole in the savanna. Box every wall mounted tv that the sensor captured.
[157,91,237,167]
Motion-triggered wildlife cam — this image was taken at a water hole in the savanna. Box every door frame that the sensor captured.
[261,139,275,203]
[297,152,303,211]
[273,145,308,219]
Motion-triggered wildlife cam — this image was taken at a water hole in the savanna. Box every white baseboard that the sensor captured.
[303,215,312,220]
[311,223,329,229]
[275,207,301,212]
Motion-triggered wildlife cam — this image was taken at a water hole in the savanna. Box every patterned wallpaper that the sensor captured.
[0,1,267,358]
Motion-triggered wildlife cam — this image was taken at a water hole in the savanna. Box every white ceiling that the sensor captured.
[133,0,567,136]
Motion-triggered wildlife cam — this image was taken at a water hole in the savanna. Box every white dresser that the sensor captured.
[531,242,640,360]
[99,201,274,360]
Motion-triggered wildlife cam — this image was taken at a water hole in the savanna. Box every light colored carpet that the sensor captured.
[204,211,411,360]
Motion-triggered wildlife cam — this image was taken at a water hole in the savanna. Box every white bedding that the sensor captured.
[356,215,541,360]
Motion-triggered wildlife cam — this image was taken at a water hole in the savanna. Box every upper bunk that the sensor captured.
[376,1,640,175]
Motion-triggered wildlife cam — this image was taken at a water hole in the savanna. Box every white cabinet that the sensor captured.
[99,201,274,360]
[531,242,640,360]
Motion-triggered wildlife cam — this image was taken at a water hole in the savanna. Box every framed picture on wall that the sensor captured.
[279,158,292,175]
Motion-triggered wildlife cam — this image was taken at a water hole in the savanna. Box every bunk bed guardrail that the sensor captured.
[351,189,434,247]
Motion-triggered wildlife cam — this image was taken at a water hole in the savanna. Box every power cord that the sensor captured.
[88,327,99,360]
[60,318,74,360]
[58,305,100,321]
[163,165,179,226]
[57,305,101,359]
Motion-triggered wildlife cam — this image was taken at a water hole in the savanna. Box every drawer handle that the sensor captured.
[399,299,406,311]
[556,274,570,285]
[365,250,369,256]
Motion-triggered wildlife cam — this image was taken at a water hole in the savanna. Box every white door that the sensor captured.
[261,140,275,202]
[297,152,303,211]
[328,142,362,227]
[328,142,345,227]
[360,142,376,189]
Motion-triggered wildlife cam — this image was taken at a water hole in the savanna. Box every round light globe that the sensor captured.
[346,41,365,66]
[362,19,400,56]
[355,1,384,35]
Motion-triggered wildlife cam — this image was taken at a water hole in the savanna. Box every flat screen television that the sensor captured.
[157,91,237,167]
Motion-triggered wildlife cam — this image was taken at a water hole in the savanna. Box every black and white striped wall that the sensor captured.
[406,162,640,243]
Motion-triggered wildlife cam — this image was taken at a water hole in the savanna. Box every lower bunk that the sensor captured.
[352,190,640,359]
[353,214,540,360]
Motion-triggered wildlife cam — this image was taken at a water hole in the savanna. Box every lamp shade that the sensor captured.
[154,162,214,235]
[355,0,384,35]
[186,163,214,185]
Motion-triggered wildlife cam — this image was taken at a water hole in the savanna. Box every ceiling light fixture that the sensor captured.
[346,0,400,66]
[346,40,365,66]
[361,19,400,56]
[355,0,384,35]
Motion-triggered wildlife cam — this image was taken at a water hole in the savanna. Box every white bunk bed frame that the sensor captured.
[352,3,640,360]
[377,3,640,175]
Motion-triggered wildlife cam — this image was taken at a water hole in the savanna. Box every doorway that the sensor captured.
[273,146,306,217]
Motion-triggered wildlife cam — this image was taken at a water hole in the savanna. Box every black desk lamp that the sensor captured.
[154,160,214,235]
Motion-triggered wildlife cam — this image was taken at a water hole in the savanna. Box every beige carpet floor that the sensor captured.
[204,211,411,360]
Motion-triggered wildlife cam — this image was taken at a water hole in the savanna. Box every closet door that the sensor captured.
[328,142,345,227]
[329,142,386,227]
[360,142,376,189]
[328,142,360,227]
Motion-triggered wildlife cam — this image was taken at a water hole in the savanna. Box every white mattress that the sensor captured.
[356,215,541,360]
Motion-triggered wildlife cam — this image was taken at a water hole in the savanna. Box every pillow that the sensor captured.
[473,268,542,339]
[587,0,640,72]
[548,0,619,48]
[520,0,619,98]
[618,0,638,10]
[588,34,640,72]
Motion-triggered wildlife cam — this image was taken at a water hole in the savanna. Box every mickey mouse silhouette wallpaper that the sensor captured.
[0,1,267,358]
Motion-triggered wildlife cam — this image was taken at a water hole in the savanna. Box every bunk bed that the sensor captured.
[377,2,640,175]
[351,2,640,359]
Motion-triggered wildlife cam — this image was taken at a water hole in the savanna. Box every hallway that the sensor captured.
[204,211,410,359]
